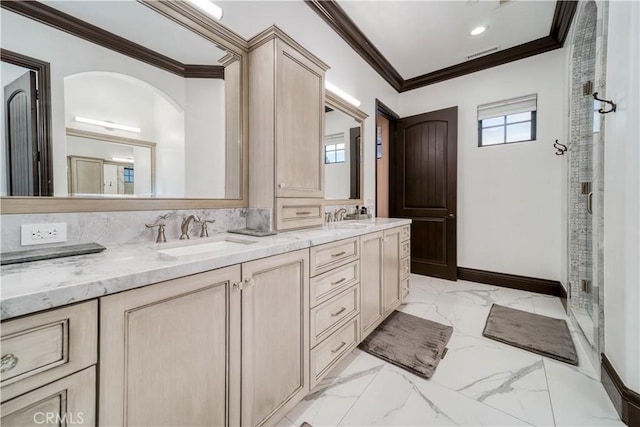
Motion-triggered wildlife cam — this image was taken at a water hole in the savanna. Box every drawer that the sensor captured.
[401,277,410,302]
[1,367,95,426]
[400,225,410,242]
[276,198,324,230]
[310,237,359,276]
[310,317,359,389]
[401,257,410,280]
[310,285,359,347]
[401,240,410,259]
[1,301,97,402]
[311,260,359,307]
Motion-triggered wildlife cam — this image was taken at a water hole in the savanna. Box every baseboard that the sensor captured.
[457,267,565,298]
[602,355,640,426]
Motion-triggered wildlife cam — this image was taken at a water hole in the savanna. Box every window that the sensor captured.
[376,125,383,159]
[123,167,134,183]
[478,94,537,147]
[325,133,345,164]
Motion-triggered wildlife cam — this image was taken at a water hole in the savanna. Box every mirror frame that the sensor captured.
[324,91,368,206]
[0,0,249,214]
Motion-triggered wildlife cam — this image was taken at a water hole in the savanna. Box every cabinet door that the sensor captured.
[275,39,325,198]
[241,249,309,426]
[1,367,95,426]
[99,266,241,427]
[383,227,402,316]
[360,231,384,338]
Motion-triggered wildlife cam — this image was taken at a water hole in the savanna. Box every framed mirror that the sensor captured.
[324,91,367,205]
[0,0,248,213]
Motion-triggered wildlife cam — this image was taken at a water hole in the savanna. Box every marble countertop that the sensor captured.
[0,218,410,320]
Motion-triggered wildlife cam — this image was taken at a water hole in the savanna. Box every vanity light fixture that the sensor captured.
[187,0,223,20]
[470,25,488,36]
[74,116,141,133]
[111,157,134,164]
[325,81,361,108]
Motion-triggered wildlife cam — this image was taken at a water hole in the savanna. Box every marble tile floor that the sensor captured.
[281,274,623,427]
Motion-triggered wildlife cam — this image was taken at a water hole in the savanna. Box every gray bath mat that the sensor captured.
[483,304,578,365]
[359,311,453,379]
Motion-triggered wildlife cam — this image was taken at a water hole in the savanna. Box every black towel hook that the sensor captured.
[593,92,617,114]
[554,139,567,156]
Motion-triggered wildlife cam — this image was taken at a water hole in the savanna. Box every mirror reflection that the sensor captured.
[0,0,242,199]
[324,104,361,200]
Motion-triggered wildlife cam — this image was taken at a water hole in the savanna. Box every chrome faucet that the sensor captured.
[180,214,201,240]
[334,208,347,221]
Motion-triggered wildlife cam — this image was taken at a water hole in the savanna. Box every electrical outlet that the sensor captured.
[21,223,68,246]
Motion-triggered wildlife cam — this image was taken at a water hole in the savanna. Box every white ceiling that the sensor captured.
[42,1,226,65]
[338,0,556,79]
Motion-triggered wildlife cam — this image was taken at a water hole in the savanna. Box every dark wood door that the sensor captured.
[391,106,458,280]
[349,126,360,199]
[4,71,39,196]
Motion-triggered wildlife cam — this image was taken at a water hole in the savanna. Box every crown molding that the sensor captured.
[306,0,578,93]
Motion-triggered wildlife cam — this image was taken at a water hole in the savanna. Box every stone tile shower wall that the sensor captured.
[569,0,597,316]
[567,0,608,367]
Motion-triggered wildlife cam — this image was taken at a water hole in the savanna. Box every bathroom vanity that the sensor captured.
[0,220,410,426]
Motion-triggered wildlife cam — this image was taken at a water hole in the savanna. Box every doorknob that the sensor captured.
[448,213,455,219]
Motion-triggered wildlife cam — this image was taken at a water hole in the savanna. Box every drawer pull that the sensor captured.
[331,251,347,257]
[331,341,346,354]
[1,353,18,373]
[331,307,347,317]
[296,211,312,215]
[331,277,347,286]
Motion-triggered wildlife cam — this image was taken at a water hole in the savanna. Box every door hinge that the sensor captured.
[583,81,593,96]
[581,279,592,294]
[35,89,39,100]
[581,182,592,194]
[36,151,41,162]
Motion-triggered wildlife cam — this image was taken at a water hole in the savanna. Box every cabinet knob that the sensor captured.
[278,183,285,189]
[1,353,18,373]
[244,278,255,288]
[448,213,455,219]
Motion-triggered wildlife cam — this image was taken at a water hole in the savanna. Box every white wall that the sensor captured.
[153,93,185,197]
[184,78,225,198]
[603,0,640,392]
[325,110,359,200]
[217,1,400,209]
[398,50,566,281]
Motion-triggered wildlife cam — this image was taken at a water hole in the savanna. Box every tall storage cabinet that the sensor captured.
[249,26,329,230]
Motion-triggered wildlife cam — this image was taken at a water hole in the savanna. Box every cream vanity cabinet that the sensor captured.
[99,266,242,427]
[383,227,402,316]
[0,302,97,426]
[308,238,361,388]
[98,250,309,427]
[241,249,310,426]
[360,226,411,340]
[249,26,329,230]
[400,225,411,301]
[360,231,385,338]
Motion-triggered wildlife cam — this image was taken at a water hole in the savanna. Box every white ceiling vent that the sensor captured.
[465,46,501,61]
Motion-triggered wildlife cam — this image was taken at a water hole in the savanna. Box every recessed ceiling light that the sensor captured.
[470,26,488,36]
[187,0,223,20]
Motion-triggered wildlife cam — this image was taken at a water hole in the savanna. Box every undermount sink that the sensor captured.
[336,222,373,229]
[157,236,257,257]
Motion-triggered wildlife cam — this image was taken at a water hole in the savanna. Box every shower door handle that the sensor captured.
[587,192,593,214]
